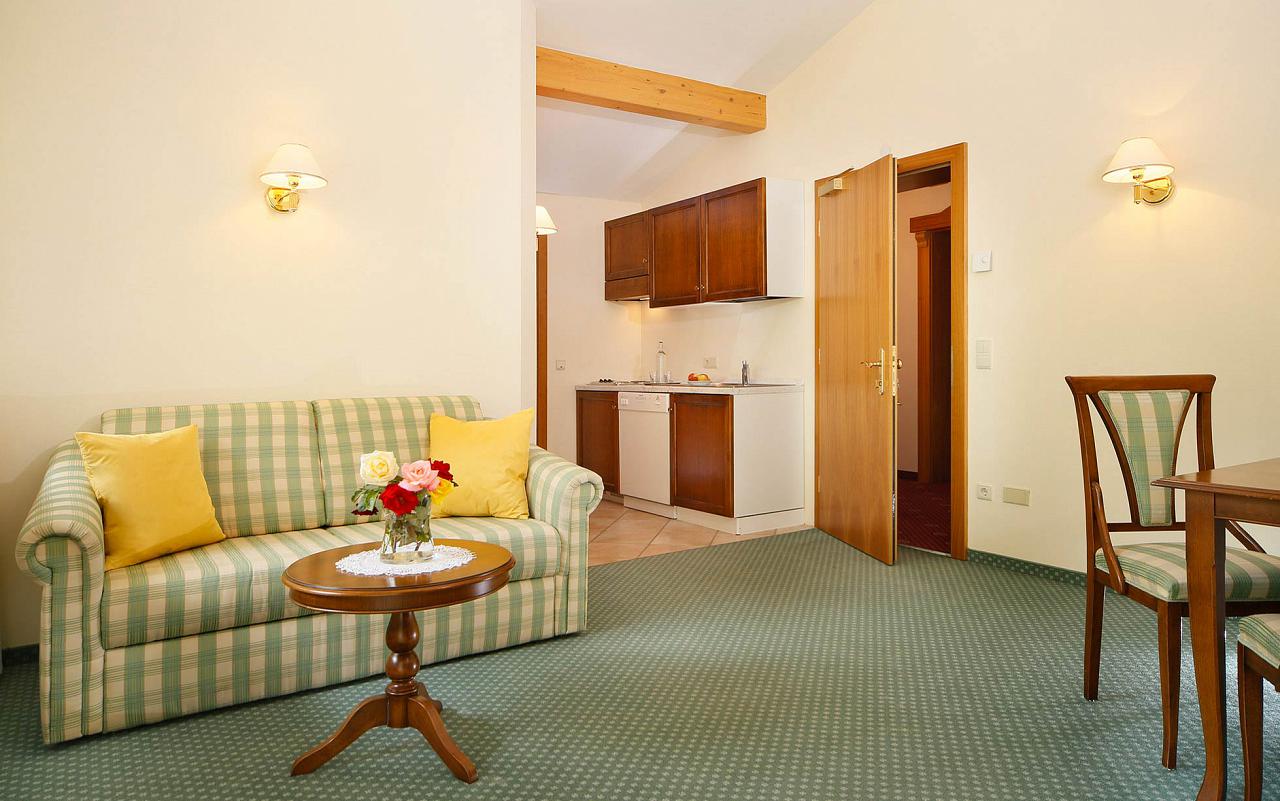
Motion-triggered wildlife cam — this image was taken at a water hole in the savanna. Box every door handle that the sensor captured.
[861,348,886,395]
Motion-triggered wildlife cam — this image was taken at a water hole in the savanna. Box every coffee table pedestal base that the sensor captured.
[291,611,477,782]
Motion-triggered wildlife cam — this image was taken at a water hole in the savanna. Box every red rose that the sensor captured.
[380,484,418,516]
[430,460,454,482]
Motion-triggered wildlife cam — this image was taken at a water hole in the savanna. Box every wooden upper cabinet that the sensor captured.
[604,211,650,281]
[576,390,619,493]
[648,197,704,308]
[701,179,766,302]
[603,177,800,306]
[670,393,734,517]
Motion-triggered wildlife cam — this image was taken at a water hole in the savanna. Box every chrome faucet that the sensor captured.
[741,360,750,386]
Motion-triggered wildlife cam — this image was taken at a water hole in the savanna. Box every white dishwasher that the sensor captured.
[617,391,671,504]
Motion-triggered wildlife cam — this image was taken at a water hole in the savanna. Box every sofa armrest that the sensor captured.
[526,446,604,528]
[526,447,602,635]
[15,440,105,585]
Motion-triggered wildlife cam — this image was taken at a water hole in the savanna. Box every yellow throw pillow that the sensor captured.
[429,409,533,519]
[75,425,226,570]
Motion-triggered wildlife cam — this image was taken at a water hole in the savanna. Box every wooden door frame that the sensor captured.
[896,144,968,560]
[536,234,548,449]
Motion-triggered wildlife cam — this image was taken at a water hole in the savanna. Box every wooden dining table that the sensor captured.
[1154,458,1280,801]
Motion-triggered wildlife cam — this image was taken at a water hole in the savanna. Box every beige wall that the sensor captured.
[536,193,645,461]
[0,0,535,648]
[638,0,1280,569]
[896,184,952,473]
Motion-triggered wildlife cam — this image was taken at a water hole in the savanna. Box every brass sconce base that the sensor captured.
[266,186,301,213]
[1132,177,1174,205]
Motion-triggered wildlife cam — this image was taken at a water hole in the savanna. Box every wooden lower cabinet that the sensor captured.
[576,390,619,493]
[670,393,733,517]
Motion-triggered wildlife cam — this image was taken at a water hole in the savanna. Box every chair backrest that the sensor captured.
[1065,376,1216,548]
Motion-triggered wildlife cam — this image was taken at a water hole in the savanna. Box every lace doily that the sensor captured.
[335,546,475,576]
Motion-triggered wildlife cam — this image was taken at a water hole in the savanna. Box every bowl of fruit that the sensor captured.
[686,372,712,383]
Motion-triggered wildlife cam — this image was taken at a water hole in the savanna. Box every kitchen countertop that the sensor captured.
[575,381,803,396]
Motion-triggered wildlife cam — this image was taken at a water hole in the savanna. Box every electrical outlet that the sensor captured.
[554,360,566,371]
[976,483,993,501]
[703,356,718,369]
[1002,486,1031,506]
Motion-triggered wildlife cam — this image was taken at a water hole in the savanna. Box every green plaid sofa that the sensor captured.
[15,396,602,744]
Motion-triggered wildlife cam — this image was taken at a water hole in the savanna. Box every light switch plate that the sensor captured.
[1002,486,1031,506]
[975,339,992,370]
[703,356,718,369]
[972,251,993,273]
[554,360,566,371]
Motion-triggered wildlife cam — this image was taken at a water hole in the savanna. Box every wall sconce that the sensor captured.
[535,205,558,235]
[1102,137,1174,205]
[259,143,326,212]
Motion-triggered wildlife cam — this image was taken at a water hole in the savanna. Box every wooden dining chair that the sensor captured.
[1066,374,1280,769]
[1239,614,1280,801]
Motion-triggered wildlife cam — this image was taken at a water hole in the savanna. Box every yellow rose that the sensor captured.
[358,451,399,485]
[429,478,454,503]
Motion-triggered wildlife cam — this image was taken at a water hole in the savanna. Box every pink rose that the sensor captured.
[398,460,439,492]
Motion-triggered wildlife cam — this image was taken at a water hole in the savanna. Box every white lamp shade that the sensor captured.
[535,205,558,235]
[1102,137,1174,184]
[260,143,327,189]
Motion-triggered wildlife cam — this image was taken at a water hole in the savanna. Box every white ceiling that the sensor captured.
[535,0,874,200]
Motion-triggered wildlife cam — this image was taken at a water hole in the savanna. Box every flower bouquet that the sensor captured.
[350,451,456,563]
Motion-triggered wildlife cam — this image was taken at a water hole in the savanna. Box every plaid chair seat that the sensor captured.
[102,518,563,649]
[1095,543,1280,603]
[1240,614,1280,670]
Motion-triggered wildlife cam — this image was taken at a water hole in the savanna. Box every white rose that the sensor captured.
[358,451,399,485]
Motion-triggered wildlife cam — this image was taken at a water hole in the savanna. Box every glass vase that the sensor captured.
[379,497,434,563]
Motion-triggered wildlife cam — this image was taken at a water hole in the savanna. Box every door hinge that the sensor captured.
[817,348,821,366]
[816,475,821,494]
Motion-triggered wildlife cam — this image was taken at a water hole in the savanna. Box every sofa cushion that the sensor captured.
[101,517,562,649]
[100,401,326,538]
[331,516,562,583]
[101,527,376,649]
[313,396,484,526]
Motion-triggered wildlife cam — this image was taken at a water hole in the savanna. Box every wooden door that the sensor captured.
[537,235,548,448]
[815,155,898,564]
[702,178,765,302]
[604,211,650,281]
[914,221,951,483]
[649,198,703,307]
[576,390,619,493]
[670,393,733,516]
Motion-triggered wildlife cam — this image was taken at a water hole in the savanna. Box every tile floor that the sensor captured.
[587,499,801,566]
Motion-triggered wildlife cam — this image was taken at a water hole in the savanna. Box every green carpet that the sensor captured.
[2,529,1278,800]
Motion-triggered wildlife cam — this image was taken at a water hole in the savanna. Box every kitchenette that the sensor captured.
[554,174,807,534]
[576,377,804,534]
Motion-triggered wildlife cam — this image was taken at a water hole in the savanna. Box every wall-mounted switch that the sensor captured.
[972,251,993,273]
[975,339,992,370]
[555,360,566,371]
[1002,486,1031,506]
[976,483,993,501]
[703,356,718,369]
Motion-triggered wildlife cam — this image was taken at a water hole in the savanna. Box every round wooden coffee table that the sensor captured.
[281,539,516,782]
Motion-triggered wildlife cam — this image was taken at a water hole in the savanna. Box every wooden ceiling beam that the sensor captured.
[536,47,766,134]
